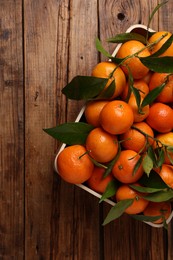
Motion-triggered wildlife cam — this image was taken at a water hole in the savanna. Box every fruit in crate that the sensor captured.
[44,2,173,229]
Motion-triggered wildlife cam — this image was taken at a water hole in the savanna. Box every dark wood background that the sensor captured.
[1,0,173,259]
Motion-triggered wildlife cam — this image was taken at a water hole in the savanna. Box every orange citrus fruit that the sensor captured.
[146,102,173,133]
[84,100,109,127]
[154,132,173,164]
[87,167,114,194]
[85,127,118,163]
[148,31,173,57]
[149,72,173,103]
[100,100,134,135]
[116,40,150,79]
[57,145,94,184]
[143,201,172,224]
[115,184,149,214]
[91,61,126,98]
[112,150,144,184]
[120,122,154,153]
[121,79,149,101]
[128,95,149,122]
[154,164,173,188]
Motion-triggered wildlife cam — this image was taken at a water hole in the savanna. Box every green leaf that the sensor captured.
[97,80,115,99]
[142,154,153,176]
[107,32,146,44]
[139,170,168,189]
[130,184,164,193]
[155,148,165,167]
[166,146,173,152]
[133,156,143,176]
[130,214,162,223]
[141,82,166,107]
[102,199,134,225]
[99,180,118,203]
[95,38,112,58]
[147,146,157,167]
[139,56,173,73]
[62,76,108,100]
[144,189,173,202]
[43,122,94,145]
[166,151,173,165]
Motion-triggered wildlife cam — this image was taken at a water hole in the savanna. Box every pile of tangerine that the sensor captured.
[56,31,173,225]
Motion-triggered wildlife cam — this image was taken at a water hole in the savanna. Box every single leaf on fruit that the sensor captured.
[144,189,173,202]
[139,56,173,73]
[97,80,115,99]
[133,156,143,176]
[139,170,168,189]
[130,214,162,223]
[130,184,164,193]
[62,76,108,100]
[103,199,134,225]
[147,146,157,167]
[99,180,118,203]
[43,122,94,145]
[155,148,165,167]
[141,82,166,107]
[142,154,153,176]
[107,32,146,44]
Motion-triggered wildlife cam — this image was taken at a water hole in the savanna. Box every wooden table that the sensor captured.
[1,0,173,259]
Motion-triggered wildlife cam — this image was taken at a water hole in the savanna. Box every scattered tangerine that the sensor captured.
[57,145,94,184]
[112,150,144,184]
[154,164,173,188]
[115,184,149,214]
[85,127,118,163]
[148,31,173,57]
[120,122,154,153]
[149,72,173,103]
[116,40,150,79]
[84,100,109,127]
[143,201,172,224]
[91,61,126,98]
[100,100,134,135]
[146,102,173,133]
[128,95,149,122]
[87,167,114,194]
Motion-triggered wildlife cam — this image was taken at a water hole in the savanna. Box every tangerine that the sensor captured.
[121,79,149,101]
[154,164,173,188]
[149,72,173,103]
[154,132,173,164]
[85,127,118,163]
[128,95,149,122]
[100,100,134,135]
[84,100,109,127]
[120,122,154,153]
[143,201,172,224]
[87,167,114,194]
[91,61,126,98]
[112,150,143,184]
[146,102,173,133]
[116,40,150,79]
[57,145,94,184]
[148,31,173,57]
[115,184,149,214]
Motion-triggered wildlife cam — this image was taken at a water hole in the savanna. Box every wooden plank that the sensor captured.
[66,1,101,259]
[24,0,59,258]
[98,0,169,259]
[0,0,24,259]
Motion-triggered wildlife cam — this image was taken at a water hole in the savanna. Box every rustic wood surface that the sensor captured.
[1,0,173,259]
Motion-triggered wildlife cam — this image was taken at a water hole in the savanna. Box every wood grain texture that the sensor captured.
[0,1,24,259]
[24,0,58,258]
